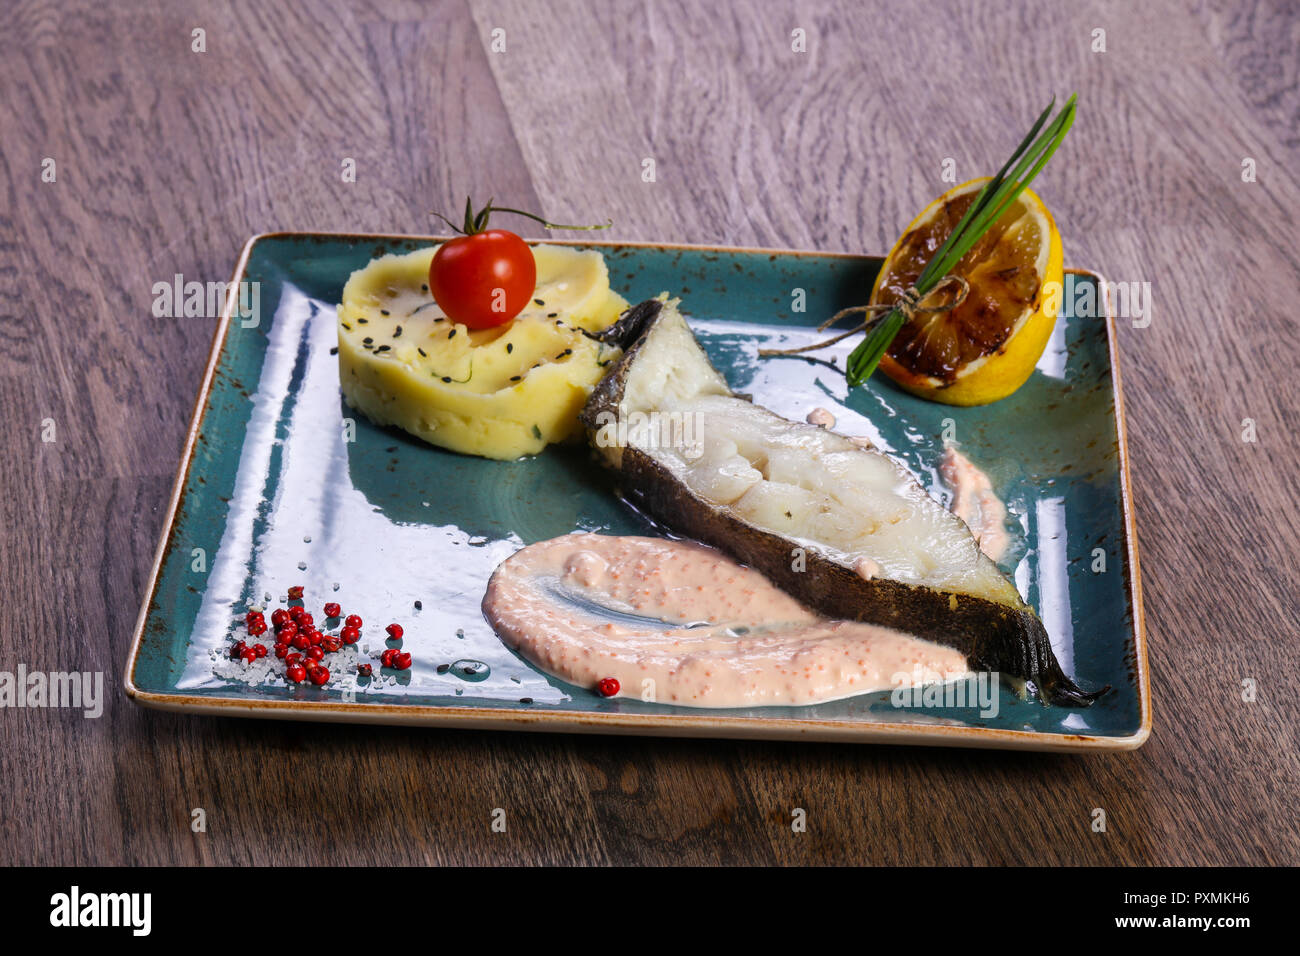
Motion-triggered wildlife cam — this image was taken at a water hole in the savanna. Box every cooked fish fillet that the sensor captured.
[580,298,1106,706]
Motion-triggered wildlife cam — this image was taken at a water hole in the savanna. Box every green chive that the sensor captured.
[846,95,1076,386]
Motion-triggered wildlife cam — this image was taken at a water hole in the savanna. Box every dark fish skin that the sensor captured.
[586,297,664,349]
[581,299,1109,708]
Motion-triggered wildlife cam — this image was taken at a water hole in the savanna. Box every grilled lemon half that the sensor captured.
[872,178,1063,406]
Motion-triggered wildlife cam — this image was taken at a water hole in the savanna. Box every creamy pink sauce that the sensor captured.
[806,407,837,428]
[939,445,1010,562]
[483,533,969,708]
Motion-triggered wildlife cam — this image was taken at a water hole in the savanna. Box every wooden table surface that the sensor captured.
[3,0,1297,866]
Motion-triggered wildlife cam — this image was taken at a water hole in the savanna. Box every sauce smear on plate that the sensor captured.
[483,533,969,708]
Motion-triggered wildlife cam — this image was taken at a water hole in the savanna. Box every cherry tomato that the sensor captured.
[429,230,536,330]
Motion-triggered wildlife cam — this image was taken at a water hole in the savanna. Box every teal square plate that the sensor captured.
[125,233,1151,751]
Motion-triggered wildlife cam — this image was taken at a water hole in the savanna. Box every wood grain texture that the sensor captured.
[1,0,1297,866]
